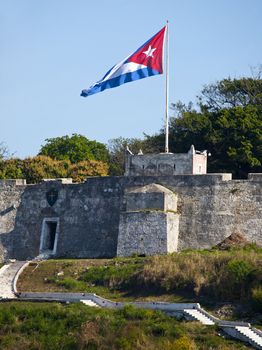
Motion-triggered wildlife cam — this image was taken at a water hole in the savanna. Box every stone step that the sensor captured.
[34,251,52,261]
[80,299,100,307]
[236,326,262,348]
[183,309,215,325]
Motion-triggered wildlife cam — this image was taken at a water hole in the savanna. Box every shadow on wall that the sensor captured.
[0,177,124,262]
[0,184,59,261]
[0,205,16,216]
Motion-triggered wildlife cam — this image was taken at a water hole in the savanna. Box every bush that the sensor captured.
[119,305,153,320]
[226,259,254,283]
[68,160,108,182]
[80,261,141,289]
[0,155,108,183]
[0,158,23,179]
[39,134,109,164]
[251,286,262,312]
[224,259,254,299]
[22,156,69,183]
[172,336,196,350]
[55,277,82,290]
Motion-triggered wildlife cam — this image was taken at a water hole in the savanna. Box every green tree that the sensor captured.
[198,75,262,111]
[0,158,23,179]
[21,156,70,183]
[39,134,109,164]
[68,160,108,182]
[145,75,262,178]
[108,137,157,175]
[0,155,109,183]
[0,142,10,160]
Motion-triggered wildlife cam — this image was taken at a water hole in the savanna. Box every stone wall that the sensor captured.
[0,173,261,261]
[124,145,207,176]
[122,173,262,250]
[0,180,27,261]
[0,177,124,261]
[117,184,180,256]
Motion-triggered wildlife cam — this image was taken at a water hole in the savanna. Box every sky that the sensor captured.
[1,0,262,158]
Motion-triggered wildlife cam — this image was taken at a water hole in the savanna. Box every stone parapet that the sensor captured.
[0,179,27,186]
[248,173,262,181]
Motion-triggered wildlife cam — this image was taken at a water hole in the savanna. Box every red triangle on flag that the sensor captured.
[127,26,166,73]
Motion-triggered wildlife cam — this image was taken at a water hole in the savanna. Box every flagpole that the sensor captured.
[165,20,169,153]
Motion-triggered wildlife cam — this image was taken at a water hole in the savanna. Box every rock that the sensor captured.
[216,232,250,250]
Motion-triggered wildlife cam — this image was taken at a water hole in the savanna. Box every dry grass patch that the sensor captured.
[17,246,262,307]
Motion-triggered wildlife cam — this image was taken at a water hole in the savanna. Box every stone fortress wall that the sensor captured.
[0,172,261,262]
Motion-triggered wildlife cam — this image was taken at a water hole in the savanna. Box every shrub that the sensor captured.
[251,286,262,312]
[55,277,81,290]
[68,160,108,182]
[80,261,141,289]
[226,259,254,283]
[0,158,23,179]
[0,155,108,183]
[172,336,196,350]
[224,259,254,299]
[119,305,153,320]
[22,156,69,183]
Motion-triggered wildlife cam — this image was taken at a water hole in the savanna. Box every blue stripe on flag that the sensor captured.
[81,67,160,97]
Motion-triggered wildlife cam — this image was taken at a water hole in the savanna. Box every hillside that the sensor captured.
[17,246,262,324]
[0,302,251,350]
[1,246,261,349]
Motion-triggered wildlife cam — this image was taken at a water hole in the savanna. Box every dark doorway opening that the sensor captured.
[40,218,59,255]
[46,222,57,250]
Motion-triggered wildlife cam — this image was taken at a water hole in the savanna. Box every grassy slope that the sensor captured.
[7,247,262,349]
[17,246,262,323]
[0,302,250,350]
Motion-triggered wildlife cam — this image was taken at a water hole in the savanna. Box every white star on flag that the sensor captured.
[143,45,156,58]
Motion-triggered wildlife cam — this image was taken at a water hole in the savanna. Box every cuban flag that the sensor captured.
[81,26,166,97]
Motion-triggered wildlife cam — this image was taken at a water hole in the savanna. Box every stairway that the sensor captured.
[183,308,215,325]
[235,326,262,349]
[7,259,262,350]
[34,251,53,261]
[80,299,100,307]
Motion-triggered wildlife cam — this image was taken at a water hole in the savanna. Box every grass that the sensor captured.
[17,257,148,301]
[17,246,262,322]
[0,302,251,350]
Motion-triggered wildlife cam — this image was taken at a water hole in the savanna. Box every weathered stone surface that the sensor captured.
[117,211,179,257]
[0,172,261,261]
[117,183,179,256]
[0,178,123,261]
[124,184,177,212]
[125,145,207,176]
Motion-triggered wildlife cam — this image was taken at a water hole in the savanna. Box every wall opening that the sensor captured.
[40,218,59,255]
